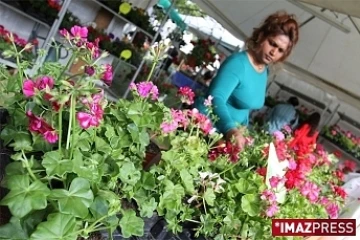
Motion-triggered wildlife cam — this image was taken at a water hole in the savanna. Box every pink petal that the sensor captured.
[22,80,35,97]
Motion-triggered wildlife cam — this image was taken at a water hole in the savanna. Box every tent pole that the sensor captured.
[122,0,176,99]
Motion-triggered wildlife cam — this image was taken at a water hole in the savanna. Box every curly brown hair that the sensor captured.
[246,11,299,62]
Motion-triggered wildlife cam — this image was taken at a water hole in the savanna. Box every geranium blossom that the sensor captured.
[22,76,54,97]
[300,181,320,203]
[130,81,159,100]
[265,203,279,217]
[178,86,195,105]
[26,111,58,143]
[101,64,113,85]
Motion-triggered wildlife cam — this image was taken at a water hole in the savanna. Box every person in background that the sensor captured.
[194,11,299,148]
[289,112,321,155]
[266,96,299,134]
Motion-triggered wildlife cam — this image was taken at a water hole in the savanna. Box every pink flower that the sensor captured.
[76,112,99,129]
[178,86,195,105]
[160,121,178,134]
[265,203,279,217]
[261,189,276,203]
[326,203,340,219]
[204,95,213,107]
[131,82,159,100]
[70,25,88,39]
[22,79,36,97]
[85,66,95,76]
[269,176,283,188]
[288,158,297,170]
[59,29,70,40]
[319,196,329,206]
[101,64,113,85]
[35,76,54,90]
[43,131,59,143]
[300,181,320,203]
[273,131,285,141]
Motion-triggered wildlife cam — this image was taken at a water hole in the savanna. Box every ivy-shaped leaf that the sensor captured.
[0,175,50,218]
[141,172,155,190]
[10,132,32,151]
[235,178,257,194]
[119,210,144,238]
[30,213,77,240]
[204,188,215,206]
[139,197,157,218]
[180,169,195,194]
[119,162,141,186]
[95,136,112,153]
[42,151,73,177]
[0,217,28,239]
[50,178,94,219]
[241,194,260,217]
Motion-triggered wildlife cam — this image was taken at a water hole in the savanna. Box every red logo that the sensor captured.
[272,219,356,236]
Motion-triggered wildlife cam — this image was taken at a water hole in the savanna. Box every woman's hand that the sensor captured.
[226,128,246,149]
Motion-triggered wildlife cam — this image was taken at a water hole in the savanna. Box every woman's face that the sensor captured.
[258,35,290,64]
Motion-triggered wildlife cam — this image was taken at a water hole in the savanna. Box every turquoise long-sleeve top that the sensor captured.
[195,51,268,134]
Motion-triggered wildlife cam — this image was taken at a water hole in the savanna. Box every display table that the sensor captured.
[171,71,208,93]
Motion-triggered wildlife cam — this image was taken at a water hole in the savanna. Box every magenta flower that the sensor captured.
[43,131,59,143]
[70,25,88,39]
[59,29,71,40]
[260,189,276,203]
[326,203,340,219]
[265,203,279,217]
[300,181,320,203]
[84,66,95,76]
[131,82,159,100]
[35,76,54,90]
[76,112,99,129]
[269,176,283,189]
[22,79,36,97]
[101,64,113,85]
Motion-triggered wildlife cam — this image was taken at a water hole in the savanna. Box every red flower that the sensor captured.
[333,186,347,199]
[343,160,356,172]
[334,150,342,158]
[285,170,305,189]
[256,167,267,178]
[333,169,345,181]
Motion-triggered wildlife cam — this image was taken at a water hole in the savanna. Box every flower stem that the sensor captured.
[58,106,63,155]
[58,53,76,81]
[69,95,76,160]
[146,57,159,82]
[66,95,74,150]
[21,150,37,181]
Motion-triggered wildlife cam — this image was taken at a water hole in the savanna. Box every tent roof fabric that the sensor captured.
[299,0,360,18]
[192,0,360,110]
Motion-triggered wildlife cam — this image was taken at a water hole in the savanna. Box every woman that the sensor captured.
[289,112,321,155]
[194,11,299,148]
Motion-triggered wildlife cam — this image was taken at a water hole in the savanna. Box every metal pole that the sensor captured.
[323,102,340,128]
[31,0,72,74]
[122,0,177,99]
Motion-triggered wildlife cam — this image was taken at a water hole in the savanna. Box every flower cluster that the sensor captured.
[26,111,58,143]
[0,25,38,49]
[260,189,279,217]
[177,86,195,105]
[129,81,159,101]
[76,91,106,129]
[22,76,54,97]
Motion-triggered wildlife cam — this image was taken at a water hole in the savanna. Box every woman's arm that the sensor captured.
[208,54,244,134]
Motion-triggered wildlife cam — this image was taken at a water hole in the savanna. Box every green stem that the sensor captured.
[69,95,76,160]
[66,95,74,150]
[21,151,37,181]
[185,219,201,224]
[58,53,76,81]
[218,160,243,175]
[146,57,159,82]
[11,40,23,88]
[58,106,63,155]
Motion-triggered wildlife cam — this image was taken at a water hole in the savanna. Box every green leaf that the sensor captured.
[30,213,77,240]
[139,197,157,218]
[5,162,26,175]
[0,217,28,239]
[42,151,73,177]
[50,178,94,218]
[241,222,249,239]
[95,136,112,153]
[1,175,50,218]
[77,131,91,151]
[235,178,257,194]
[10,132,32,151]
[139,129,150,147]
[241,194,260,217]
[90,196,109,219]
[1,127,17,145]
[105,125,116,142]
[204,188,215,206]
[119,210,144,238]
[141,172,155,190]
[180,169,195,194]
[119,162,141,186]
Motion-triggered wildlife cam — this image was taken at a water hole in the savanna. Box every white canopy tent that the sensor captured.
[191,0,360,115]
